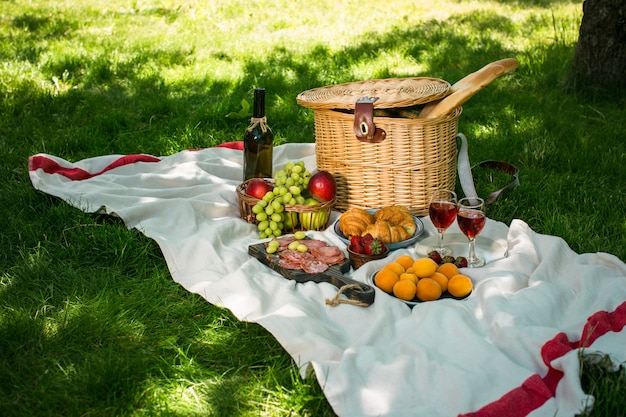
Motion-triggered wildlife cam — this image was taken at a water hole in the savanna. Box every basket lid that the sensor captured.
[296,77,450,110]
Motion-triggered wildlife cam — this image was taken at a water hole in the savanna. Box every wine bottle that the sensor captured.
[243,88,273,180]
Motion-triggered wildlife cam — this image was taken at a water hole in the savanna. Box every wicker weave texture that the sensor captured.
[314,107,461,216]
[297,77,450,110]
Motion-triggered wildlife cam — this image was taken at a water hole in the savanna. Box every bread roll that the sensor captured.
[373,206,416,236]
[362,220,411,244]
[339,208,375,237]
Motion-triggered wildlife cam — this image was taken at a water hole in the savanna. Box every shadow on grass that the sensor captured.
[1,4,624,417]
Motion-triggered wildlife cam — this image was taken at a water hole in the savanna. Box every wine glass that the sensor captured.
[456,197,487,268]
[428,190,458,256]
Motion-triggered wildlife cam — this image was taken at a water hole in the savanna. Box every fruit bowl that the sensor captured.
[348,246,390,269]
[333,211,424,250]
[368,270,472,307]
[236,178,335,232]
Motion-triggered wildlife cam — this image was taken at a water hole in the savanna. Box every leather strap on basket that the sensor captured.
[353,97,386,143]
[457,133,520,204]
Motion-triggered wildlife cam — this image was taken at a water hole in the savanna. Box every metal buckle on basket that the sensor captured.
[353,97,386,143]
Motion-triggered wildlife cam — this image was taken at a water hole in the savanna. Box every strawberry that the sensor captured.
[350,243,365,254]
[428,250,443,265]
[361,233,374,246]
[350,235,362,247]
[442,255,455,264]
[454,256,468,268]
[364,238,383,255]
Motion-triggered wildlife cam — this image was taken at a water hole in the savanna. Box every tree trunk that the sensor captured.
[572,0,626,92]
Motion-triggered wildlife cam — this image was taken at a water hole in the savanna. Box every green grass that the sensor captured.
[1,0,625,415]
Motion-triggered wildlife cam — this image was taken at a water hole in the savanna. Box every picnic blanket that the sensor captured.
[28,143,626,417]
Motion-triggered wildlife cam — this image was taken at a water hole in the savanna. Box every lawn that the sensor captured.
[1,0,625,416]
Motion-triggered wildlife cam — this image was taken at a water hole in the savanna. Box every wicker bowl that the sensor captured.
[348,246,390,269]
[236,178,335,233]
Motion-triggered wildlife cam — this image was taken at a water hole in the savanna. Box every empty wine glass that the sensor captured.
[428,189,458,256]
[456,197,486,268]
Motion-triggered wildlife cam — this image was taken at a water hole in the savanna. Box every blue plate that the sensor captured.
[333,212,424,250]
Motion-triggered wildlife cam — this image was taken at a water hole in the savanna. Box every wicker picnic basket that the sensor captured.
[297,77,462,217]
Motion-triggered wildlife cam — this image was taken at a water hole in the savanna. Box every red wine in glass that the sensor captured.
[428,190,457,256]
[457,210,486,239]
[457,197,486,268]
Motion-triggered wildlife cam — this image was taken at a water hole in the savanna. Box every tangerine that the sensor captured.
[448,274,473,298]
[429,272,449,292]
[395,255,415,271]
[375,269,400,293]
[384,262,405,276]
[412,257,438,278]
[399,272,419,284]
[437,262,460,280]
[393,279,417,301]
[416,278,442,301]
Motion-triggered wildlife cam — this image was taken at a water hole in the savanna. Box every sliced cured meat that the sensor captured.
[279,258,302,270]
[310,246,345,265]
[301,257,329,274]
[299,239,329,249]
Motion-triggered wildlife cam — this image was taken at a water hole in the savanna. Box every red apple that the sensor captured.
[308,171,337,203]
[246,178,273,200]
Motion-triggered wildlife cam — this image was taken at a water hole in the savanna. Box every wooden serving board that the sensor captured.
[248,242,375,306]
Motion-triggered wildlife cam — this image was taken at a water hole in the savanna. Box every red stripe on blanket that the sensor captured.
[28,154,161,181]
[461,301,626,417]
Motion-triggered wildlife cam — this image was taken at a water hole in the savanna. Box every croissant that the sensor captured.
[339,208,375,237]
[373,206,416,235]
[362,220,411,244]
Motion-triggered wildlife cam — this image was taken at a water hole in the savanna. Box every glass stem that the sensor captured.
[468,238,476,262]
[437,229,445,249]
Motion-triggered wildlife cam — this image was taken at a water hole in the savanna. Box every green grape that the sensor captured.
[295,196,306,205]
[289,186,301,196]
[288,198,296,206]
[264,205,274,215]
[294,231,306,240]
[296,244,309,253]
[271,213,282,223]
[290,172,300,181]
[285,177,295,187]
[278,186,288,196]
[266,244,278,254]
[256,199,268,208]
[273,186,281,194]
[267,240,280,250]
[296,160,305,168]
[252,204,264,214]
[292,164,303,174]
[272,229,282,237]
[273,203,285,213]
[288,241,299,251]
[282,192,293,203]
[269,221,278,231]
[259,230,268,239]
[271,199,283,211]
[262,191,275,202]
[256,212,268,222]
[257,220,269,232]
[284,161,295,172]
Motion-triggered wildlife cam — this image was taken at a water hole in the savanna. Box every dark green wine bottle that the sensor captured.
[243,88,273,180]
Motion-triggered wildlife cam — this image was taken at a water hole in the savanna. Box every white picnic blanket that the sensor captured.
[29,143,626,417]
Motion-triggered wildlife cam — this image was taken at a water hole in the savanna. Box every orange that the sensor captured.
[393,279,417,301]
[448,274,473,298]
[412,257,438,278]
[429,272,449,292]
[384,262,405,276]
[375,269,400,293]
[399,272,419,284]
[416,278,442,301]
[405,267,415,274]
[395,255,415,271]
[437,263,460,280]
